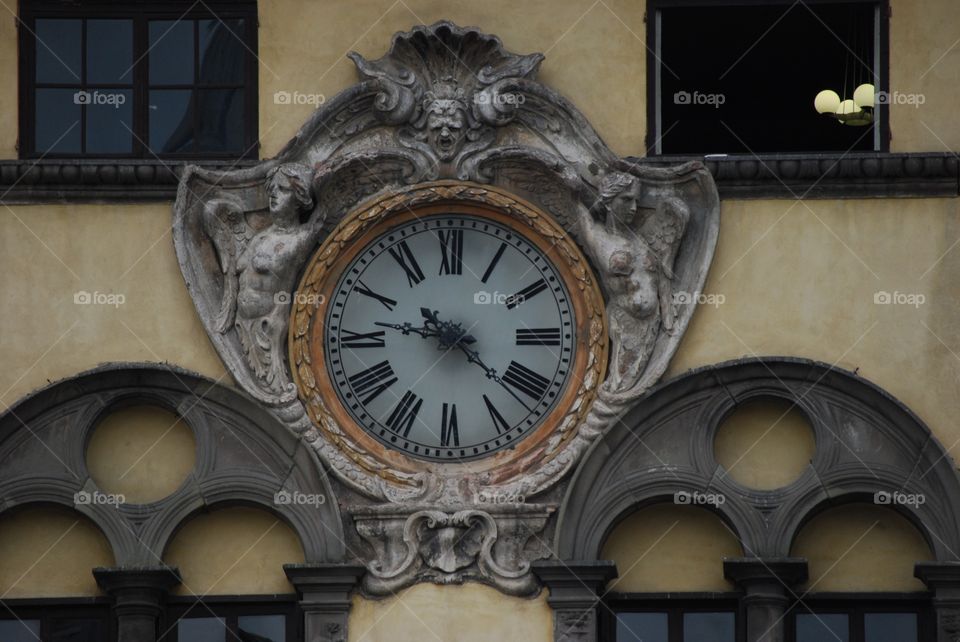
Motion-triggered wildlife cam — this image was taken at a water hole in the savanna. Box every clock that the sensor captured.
[291,182,606,480]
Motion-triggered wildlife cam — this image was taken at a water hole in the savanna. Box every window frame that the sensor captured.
[644,0,891,156]
[17,0,259,160]
[161,595,299,642]
[602,593,742,642]
[0,597,116,641]
[785,594,934,642]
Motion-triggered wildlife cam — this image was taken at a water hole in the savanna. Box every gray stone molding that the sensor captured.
[2,152,955,204]
[93,566,181,642]
[284,563,366,642]
[724,558,808,642]
[533,561,617,642]
[915,562,960,642]
[556,357,960,563]
[0,363,347,568]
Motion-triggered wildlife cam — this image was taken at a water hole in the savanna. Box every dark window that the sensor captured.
[606,598,738,642]
[18,1,258,159]
[163,599,296,642]
[788,600,931,642]
[647,0,888,155]
[0,602,113,642]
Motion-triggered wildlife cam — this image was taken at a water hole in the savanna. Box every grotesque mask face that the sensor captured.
[426,101,467,161]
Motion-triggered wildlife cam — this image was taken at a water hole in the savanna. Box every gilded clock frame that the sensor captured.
[290,181,608,485]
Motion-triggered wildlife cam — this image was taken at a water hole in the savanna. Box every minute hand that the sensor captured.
[455,342,533,413]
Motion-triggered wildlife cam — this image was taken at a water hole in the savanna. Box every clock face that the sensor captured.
[325,213,575,461]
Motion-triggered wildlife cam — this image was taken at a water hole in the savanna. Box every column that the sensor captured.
[284,563,366,642]
[533,560,618,642]
[93,566,181,642]
[915,561,960,642]
[724,557,808,642]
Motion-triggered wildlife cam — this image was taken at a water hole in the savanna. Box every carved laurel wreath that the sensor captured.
[289,181,607,488]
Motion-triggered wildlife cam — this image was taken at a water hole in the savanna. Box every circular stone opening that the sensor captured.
[86,404,196,504]
[713,398,815,490]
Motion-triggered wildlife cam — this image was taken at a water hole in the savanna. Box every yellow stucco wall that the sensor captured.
[256,0,645,159]
[791,504,932,592]
[86,404,197,504]
[0,0,956,156]
[163,507,304,596]
[348,583,553,642]
[888,0,960,152]
[714,398,816,491]
[0,507,114,597]
[602,504,742,592]
[0,203,227,407]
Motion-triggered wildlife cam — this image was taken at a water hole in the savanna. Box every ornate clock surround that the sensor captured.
[290,181,608,484]
[173,20,720,595]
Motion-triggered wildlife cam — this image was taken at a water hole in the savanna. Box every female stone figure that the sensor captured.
[580,171,689,396]
[203,162,323,401]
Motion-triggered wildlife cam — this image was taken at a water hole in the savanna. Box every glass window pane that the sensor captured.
[86,89,134,153]
[865,613,918,642]
[149,20,194,84]
[616,612,668,642]
[199,19,245,84]
[196,88,244,152]
[50,618,104,641]
[87,20,133,84]
[684,612,735,642]
[35,88,82,153]
[797,613,849,642]
[149,89,193,153]
[0,620,41,642]
[238,615,285,642]
[178,617,226,642]
[35,19,81,83]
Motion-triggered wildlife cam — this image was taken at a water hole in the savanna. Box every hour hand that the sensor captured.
[374,320,436,339]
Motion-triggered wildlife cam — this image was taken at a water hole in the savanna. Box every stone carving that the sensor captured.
[555,610,593,641]
[172,21,720,596]
[348,22,542,175]
[202,163,322,405]
[354,503,553,597]
[580,171,689,398]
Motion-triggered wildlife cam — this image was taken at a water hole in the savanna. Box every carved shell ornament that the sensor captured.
[172,21,720,504]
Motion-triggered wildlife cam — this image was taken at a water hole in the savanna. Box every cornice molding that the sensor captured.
[1,152,955,204]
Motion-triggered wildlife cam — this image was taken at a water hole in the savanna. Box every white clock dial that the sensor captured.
[325,214,575,461]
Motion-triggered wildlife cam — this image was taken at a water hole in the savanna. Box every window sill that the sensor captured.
[630,152,959,199]
[0,158,257,204]
[0,153,956,204]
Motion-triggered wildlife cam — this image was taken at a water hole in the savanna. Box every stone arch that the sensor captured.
[556,357,960,562]
[0,363,346,566]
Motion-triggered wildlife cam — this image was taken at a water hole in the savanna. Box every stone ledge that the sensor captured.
[630,152,960,199]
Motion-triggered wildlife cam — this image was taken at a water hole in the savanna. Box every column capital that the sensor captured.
[284,563,365,642]
[93,566,182,594]
[724,557,808,588]
[916,561,960,590]
[532,560,618,608]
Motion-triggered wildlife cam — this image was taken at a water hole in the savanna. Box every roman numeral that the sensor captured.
[387,241,425,287]
[502,361,551,400]
[481,242,507,284]
[516,327,561,346]
[355,280,397,311]
[506,278,548,309]
[385,390,423,437]
[438,229,463,276]
[341,329,386,348]
[483,394,511,435]
[348,360,397,404]
[441,402,459,447]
